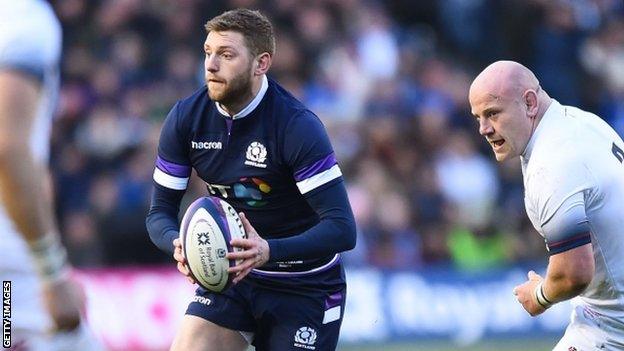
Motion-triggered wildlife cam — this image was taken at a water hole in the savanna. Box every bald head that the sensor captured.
[468,61,551,162]
[469,61,540,103]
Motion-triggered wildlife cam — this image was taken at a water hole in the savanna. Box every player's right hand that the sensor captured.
[41,278,83,331]
[173,238,196,284]
[512,270,547,317]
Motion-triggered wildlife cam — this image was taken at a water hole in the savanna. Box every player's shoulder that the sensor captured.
[0,0,58,27]
[0,0,61,76]
[525,143,593,218]
[553,103,622,167]
[171,86,212,122]
[176,85,210,110]
[530,103,598,167]
[565,104,620,144]
[528,138,587,182]
[267,78,314,120]
[267,78,327,137]
[526,134,589,195]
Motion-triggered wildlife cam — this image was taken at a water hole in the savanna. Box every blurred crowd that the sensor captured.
[50,0,624,271]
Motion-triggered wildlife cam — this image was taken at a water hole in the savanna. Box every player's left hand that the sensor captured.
[512,270,547,316]
[227,212,270,284]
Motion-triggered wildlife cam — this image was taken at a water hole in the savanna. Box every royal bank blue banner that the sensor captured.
[340,267,571,344]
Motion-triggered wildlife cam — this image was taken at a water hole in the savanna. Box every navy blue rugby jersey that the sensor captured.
[152,76,350,273]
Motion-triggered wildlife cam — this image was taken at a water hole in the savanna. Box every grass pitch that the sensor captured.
[246,337,557,351]
[336,338,556,351]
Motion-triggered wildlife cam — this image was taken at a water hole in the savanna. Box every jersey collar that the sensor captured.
[215,75,268,119]
[522,99,560,161]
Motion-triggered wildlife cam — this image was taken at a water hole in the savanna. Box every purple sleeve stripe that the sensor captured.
[294,153,337,181]
[156,156,191,177]
[547,232,591,255]
[548,232,591,247]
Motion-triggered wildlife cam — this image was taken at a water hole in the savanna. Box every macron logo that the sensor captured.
[191,141,222,150]
[192,296,212,306]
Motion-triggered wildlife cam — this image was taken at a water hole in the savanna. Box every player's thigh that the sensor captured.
[553,326,606,351]
[254,287,346,351]
[553,305,609,351]
[170,315,248,351]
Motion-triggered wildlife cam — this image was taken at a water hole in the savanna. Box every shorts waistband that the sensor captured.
[251,254,340,277]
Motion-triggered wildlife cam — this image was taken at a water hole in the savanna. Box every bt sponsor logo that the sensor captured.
[206,177,271,207]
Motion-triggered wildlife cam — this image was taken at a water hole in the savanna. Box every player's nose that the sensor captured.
[479,119,494,136]
[205,54,219,72]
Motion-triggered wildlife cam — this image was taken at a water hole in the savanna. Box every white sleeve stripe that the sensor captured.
[296,164,342,194]
[153,168,189,190]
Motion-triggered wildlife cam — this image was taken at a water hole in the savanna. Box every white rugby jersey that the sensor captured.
[521,100,624,320]
[0,0,61,163]
[0,0,61,331]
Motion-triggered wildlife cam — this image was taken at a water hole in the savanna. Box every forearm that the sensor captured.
[267,181,356,262]
[145,184,185,254]
[542,268,591,304]
[0,153,68,281]
[0,72,55,242]
[0,150,55,240]
[267,217,356,262]
[145,212,179,254]
[541,243,594,305]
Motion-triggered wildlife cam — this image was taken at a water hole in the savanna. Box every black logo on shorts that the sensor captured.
[294,326,317,349]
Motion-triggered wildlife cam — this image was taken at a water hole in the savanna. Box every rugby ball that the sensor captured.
[179,196,246,292]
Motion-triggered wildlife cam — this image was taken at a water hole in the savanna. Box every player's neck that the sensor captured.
[522,97,553,158]
[539,97,552,119]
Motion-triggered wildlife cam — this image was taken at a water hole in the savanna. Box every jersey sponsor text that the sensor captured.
[191,141,222,150]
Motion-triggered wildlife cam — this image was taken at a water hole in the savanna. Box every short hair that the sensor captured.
[204,9,275,57]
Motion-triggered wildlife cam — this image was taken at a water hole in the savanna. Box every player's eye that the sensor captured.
[221,52,233,60]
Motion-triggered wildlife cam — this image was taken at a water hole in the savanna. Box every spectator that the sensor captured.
[48,0,624,271]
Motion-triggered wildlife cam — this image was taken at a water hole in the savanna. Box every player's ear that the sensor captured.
[524,89,538,119]
[254,52,271,76]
